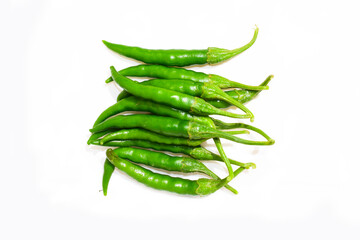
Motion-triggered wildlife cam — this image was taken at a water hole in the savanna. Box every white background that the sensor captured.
[1,0,360,239]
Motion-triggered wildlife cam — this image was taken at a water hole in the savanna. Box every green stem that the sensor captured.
[213,138,234,181]
[207,152,256,169]
[223,130,249,135]
[208,86,255,122]
[214,129,274,145]
[209,74,268,91]
[212,119,272,142]
[230,74,273,99]
[227,80,268,91]
[225,166,245,185]
[203,168,238,194]
[206,74,273,108]
[189,122,274,145]
[207,26,259,64]
[212,107,252,119]
[208,166,245,193]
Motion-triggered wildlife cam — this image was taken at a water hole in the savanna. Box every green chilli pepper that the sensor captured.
[98,128,206,146]
[90,114,274,146]
[102,26,258,67]
[105,64,267,91]
[110,66,253,120]
[91,139,255,169]
[116,90,131,102]
[113,78,254,116]
[102,159,115,196]
[87,129,113,145]
[106,149,245,196]
[111,147,238,194]
[92,96,214,127]
[116,74,272,107]
[97,128,247,147]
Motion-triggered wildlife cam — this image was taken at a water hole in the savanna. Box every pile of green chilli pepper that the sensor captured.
[88,26,275,196]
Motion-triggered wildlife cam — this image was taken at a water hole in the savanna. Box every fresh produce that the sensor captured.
[106,149,245,196]
[102,26,259,67]
[105,64,267,90]
[88,26,274,196]
[90,139,256,169]
[109,66,254,120]
[111,147,238,194]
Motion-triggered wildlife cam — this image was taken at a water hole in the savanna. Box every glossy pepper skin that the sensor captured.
[109,66,251,119]
[87,129,113,144]
[98,129,249,146]
[93,95,214,128]
[102,26,258,67]
[106,149,245,196]
[116,75,272,109]
[118,89,263,109]
[103,41,207,67]
[90,139,255,169]
[105,64,267,91]
[90,92,272,146]
[102,159,115,196]
[90,114,274,145]
[99,128,206,146]
[111,147,237,194]
[113,78,255,118]
[90,114,199,137]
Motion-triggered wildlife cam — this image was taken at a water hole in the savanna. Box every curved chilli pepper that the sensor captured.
[89,139,255,169]
[87,129,113,145]
[98,128,247,146]
[116,90,132,102]
[93,96,214,127]
[114,79,254,120]
[102,26,258,67]
[99,128,248,146]
[106,64,268,91]
[99,128,205,146]
[116,75,272,108]
[90,114,274,146]
[106,149,245,195]
[102,159,115,196]
[110,66,252,119]
[112,147,237,194]
[94,128,247,183]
